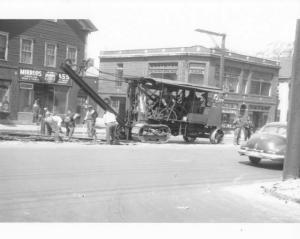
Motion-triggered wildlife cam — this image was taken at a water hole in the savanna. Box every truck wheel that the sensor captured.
[209,128,224,144]
[249,156,261,164]
[183,136,196,143]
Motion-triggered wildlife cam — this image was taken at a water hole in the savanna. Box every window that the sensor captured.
[44,42,57,67]
[111,98,120,112]
[215,67,241,92]
[20,38,33,64]
[115,63,123,87]
[0,81,10,112]
[188,62,205,85]
[249,71,273,96]
[240,70,250,94]
[0,32,8,60]
[66,45,77,65]
[149,62,178,80]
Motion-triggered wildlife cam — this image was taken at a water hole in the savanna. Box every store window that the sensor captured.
[0,32,8,60]
[66,45,77,65]
[115,63,123,87]
[249,71,272,96]
[19,83,34,112]
[44,42,57,67]
[20,38,33,64]
[149,62,178,80]
[188,62,205,85]
[0,81,10,112]
[221,103,239,129]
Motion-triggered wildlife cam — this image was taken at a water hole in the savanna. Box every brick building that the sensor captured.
[0,19,97,123]
[99,46,280,129]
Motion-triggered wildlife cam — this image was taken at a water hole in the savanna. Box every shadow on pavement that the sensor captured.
[238,161,283,171]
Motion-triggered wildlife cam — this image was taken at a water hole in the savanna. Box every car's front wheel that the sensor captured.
[249,156,261,164]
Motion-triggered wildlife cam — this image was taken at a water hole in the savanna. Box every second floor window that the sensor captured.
[0,32,8,60]
[20,38,33,64]
[148,62,178,80]
[115,63,123,87]
[44,42,57,67]
[188,62,206,85]
[249,71,273,96]
[66,45,77,65]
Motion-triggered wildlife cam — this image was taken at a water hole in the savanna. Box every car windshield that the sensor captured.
[261,125,287,136]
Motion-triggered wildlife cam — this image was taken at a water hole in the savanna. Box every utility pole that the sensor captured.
[195,29,226,89]
[283,19,300,180]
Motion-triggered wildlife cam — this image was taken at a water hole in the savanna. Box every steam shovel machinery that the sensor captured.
[61,61,224,143]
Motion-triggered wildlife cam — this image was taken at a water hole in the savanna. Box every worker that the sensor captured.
[233,114,243,145]
[103,98,119,145]
[243,116,254,141]
[44,112,63,142]
[64,110,80,140]
[84,105,98,139]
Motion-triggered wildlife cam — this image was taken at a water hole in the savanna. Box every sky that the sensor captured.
[2,0,300,63]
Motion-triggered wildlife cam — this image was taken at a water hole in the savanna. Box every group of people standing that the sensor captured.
[32,98,118,144]
[233,115,254,145]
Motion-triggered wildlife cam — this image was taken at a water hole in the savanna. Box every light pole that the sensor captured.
[195,29,226,90]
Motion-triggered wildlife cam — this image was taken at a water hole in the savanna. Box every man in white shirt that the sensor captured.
[45,112,63,142]
[103,98,118,144]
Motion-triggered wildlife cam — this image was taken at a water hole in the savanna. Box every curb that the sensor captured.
[262,186,300,204]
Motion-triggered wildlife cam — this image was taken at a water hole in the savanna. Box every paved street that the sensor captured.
[0,138,299,222]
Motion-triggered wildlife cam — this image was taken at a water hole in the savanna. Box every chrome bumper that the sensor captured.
[238,149,284,162]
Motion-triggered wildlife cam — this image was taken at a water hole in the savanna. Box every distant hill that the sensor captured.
[256,42,293,59]
[256,42,293,78]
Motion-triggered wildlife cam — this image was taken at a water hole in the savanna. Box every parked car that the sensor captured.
[238,122,286,164]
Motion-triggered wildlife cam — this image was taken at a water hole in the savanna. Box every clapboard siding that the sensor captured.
[0,19,92,120]
[0,20,85,70]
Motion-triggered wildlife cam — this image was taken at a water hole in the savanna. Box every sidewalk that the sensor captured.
[0,123,106,139]
[262,179,300,204]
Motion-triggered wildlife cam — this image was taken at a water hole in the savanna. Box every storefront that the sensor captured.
[221,102,239,129]
[17,68,72,122]
[248,104,270,130]
[0,79,11,118]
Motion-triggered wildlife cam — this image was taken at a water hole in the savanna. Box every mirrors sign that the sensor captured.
[19,68,72,85]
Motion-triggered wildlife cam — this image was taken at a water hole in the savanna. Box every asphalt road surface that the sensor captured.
[0,138,299,222]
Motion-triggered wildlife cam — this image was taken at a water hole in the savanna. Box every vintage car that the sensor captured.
[238,122,286,164]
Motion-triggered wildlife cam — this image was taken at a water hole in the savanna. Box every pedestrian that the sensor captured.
[84,105,98,139]
[103,98,118,145]
[64,110,80,140]
[32,99,40,124]
[233,114,243,145]
[243,116,254,141]
[45,112,63,142]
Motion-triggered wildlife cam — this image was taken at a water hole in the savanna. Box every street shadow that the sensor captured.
[238,161,283,171]
[167,139,211,145]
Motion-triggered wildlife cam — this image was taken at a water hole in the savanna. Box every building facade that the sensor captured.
[0,19,97,123]
[99,46,280,129]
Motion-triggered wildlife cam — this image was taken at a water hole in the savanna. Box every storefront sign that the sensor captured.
[57,73,70,84]
[19,69,43,82]
[19,68,72,86]
[44,71,56,84]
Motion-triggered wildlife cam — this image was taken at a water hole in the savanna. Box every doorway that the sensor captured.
[34,84,54,111]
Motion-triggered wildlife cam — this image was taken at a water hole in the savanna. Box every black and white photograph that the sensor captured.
[1,0,300,237]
